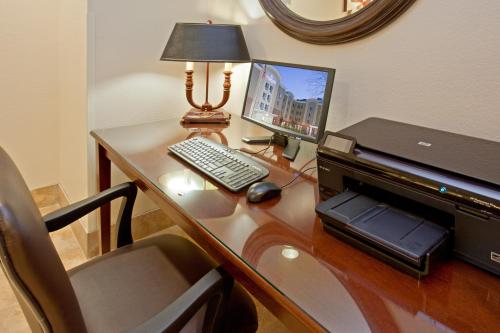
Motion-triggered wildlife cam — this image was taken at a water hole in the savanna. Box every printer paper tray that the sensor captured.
[316,191,451,277]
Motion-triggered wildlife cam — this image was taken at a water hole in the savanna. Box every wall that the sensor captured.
[59,0,89,204]
[87,0,220,129]
[87,0,218,232]
[87,0,500,230]
[0,0,60,189]
[218,0,500,141]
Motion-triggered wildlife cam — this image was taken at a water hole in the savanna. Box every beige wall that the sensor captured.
[87,0,500,230]
[87,0,217,232]
[6,0,497,209]
[216,0,500,142]
[0,0,60,189]
[0,0,88,205]
[58,0,89,204]
[1,0,491,249]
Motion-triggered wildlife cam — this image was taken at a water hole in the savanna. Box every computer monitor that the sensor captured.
[241,60,335,160]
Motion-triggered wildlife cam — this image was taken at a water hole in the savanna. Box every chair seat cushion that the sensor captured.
[68,234,257,333]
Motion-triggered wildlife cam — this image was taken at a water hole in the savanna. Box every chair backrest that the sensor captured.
[0,147,87,333]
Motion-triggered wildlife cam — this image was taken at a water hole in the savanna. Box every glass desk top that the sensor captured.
[92,117,500,333]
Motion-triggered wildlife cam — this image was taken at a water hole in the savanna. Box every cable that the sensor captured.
[297,157,316,172]
[235,140,318,188]
[281,166,317,189]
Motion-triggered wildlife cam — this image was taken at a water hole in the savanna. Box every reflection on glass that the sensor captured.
[257,245,371,332]
[281,245,300,260]
[158,170,217,195]
[281,0,375,21]
[181,122,229,146]
[159,170,239,220]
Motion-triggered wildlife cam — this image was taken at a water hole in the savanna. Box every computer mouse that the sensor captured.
[246,182,282,203]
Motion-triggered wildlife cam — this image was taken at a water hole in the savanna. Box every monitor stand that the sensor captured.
[242,133,301,161]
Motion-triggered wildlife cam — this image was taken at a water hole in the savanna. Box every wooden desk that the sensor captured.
[91,117,500,333]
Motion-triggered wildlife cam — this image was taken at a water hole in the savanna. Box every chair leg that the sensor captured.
[202,267,233,333]
[115,184,138,248]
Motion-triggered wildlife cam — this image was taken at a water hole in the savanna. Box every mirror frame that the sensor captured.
[258,0,417,44]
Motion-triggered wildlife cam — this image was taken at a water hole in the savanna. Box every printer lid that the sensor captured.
[340,118,500,186]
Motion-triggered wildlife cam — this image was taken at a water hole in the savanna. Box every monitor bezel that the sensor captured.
[241,59,335,144]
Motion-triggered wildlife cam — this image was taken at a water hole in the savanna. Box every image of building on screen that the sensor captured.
[243,63,327,138]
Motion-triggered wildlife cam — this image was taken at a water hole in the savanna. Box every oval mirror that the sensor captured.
[259,0,417,44]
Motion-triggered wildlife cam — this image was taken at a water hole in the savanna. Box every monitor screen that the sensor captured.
[241,60,335,143]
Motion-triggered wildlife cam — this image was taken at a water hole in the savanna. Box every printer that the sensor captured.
[315,118,500,277]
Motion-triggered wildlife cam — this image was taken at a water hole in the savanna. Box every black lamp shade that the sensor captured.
[161,23,251,63]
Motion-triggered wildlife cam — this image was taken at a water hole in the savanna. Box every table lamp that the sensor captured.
[161,22,251,124]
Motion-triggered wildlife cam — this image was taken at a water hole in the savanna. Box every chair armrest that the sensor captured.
[125,267,233,333]
[43,182,137,247]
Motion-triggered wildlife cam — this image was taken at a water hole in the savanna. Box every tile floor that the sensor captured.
[0,186,289,333]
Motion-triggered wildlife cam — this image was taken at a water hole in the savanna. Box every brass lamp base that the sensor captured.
[181,108,231,124]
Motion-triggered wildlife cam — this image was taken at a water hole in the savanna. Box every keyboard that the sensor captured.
[168,137,269,192]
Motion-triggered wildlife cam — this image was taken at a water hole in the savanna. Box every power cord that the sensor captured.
[281,166,317,189]
[297,157,316,172]
[235,141,318,189]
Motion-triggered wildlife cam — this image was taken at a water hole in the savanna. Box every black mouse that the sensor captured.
[246,182,282,203]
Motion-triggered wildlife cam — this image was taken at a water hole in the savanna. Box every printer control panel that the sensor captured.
[319,132,356,155]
